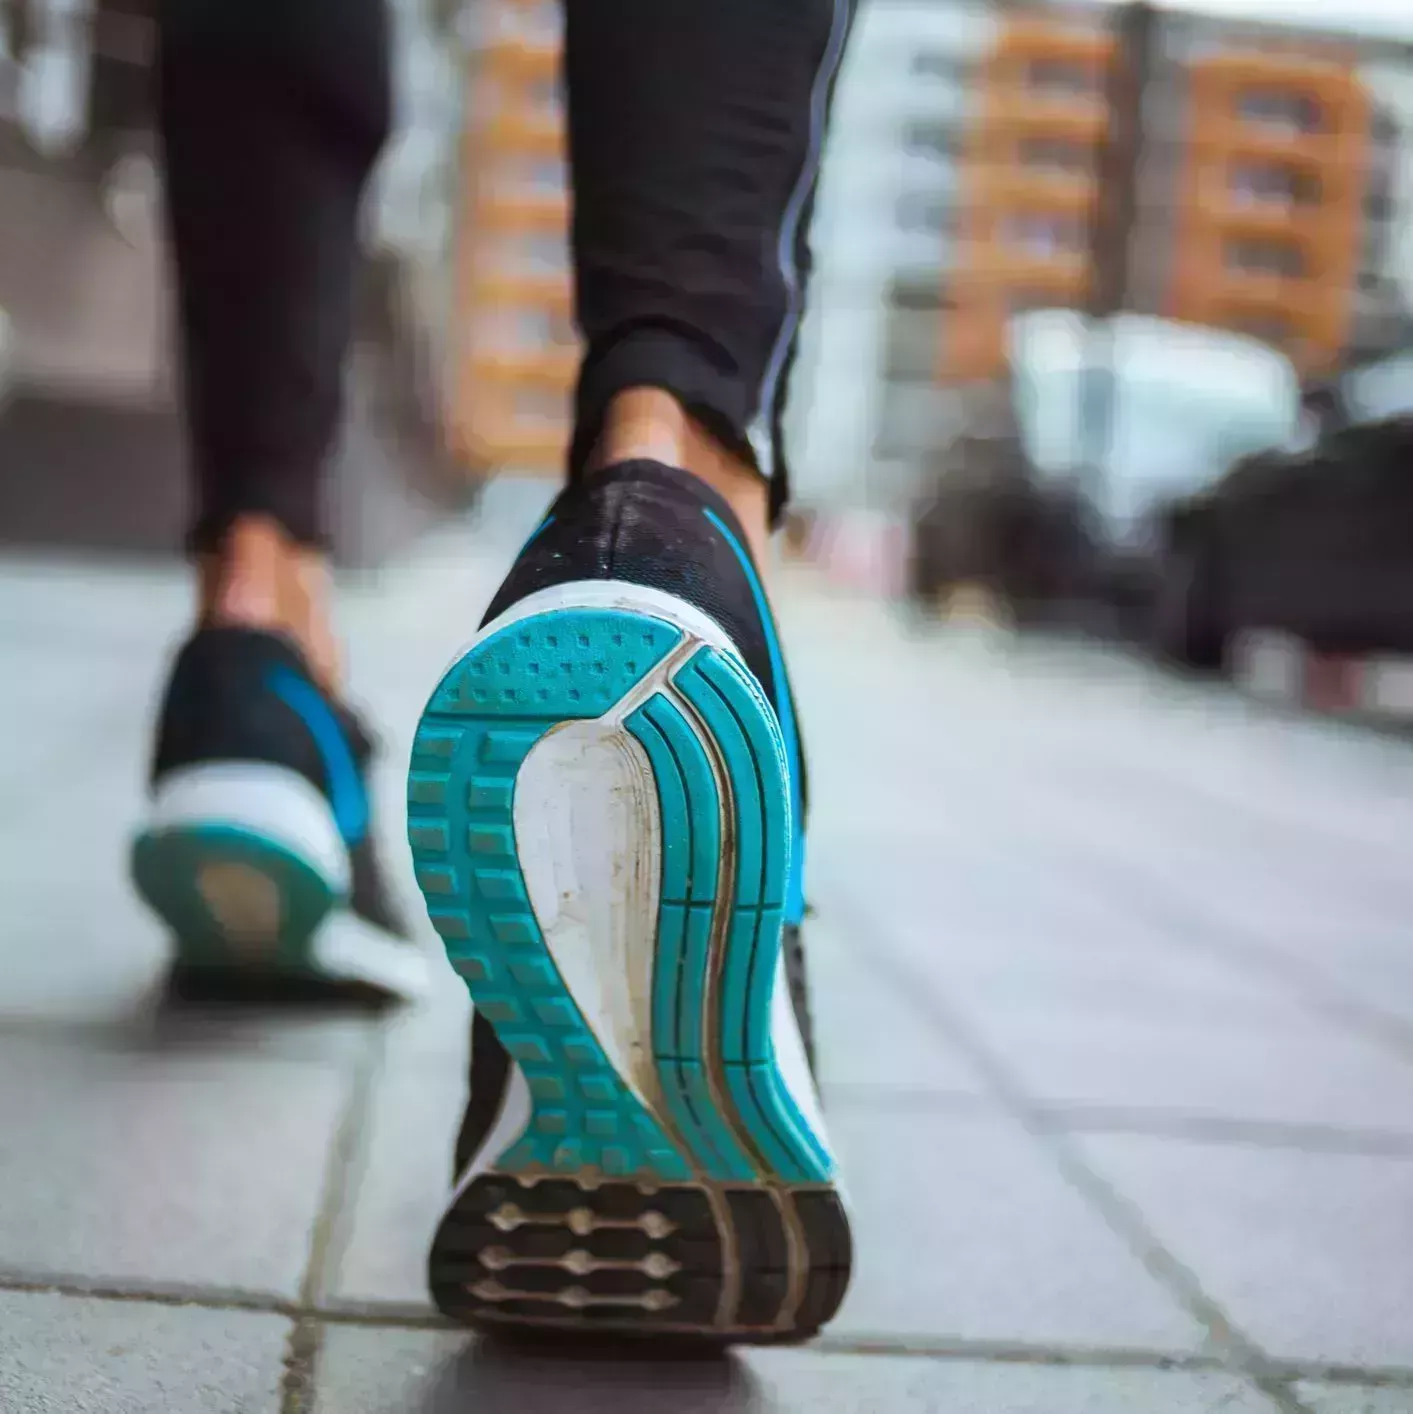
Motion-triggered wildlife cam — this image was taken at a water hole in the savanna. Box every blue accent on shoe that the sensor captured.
[518,513,554,556]
[266,666,369,846]
[702,508,807,927]
[407,602,832,1187]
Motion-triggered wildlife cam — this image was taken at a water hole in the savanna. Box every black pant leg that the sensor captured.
[156,0,392,549]
[562,0,857,524]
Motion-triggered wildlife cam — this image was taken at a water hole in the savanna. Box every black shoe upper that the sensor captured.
[150,625,407,938]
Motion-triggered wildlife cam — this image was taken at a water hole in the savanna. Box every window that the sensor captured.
[1002,211,1085,258]
[521,75,562,123]
[889,279,947,316]
[1365,190,1394,224]
[493,154,567,200]
[1227,311,1295,348]
[911,51,963,84]
[1016,136,1092,176]
[1007,289,1068,316]
[897,192,952,235]
[1224,237,1305,279]
[478,306,575,353]
[1227,161,1321,211]
[903,120,959,160]
[1023,57,1102,100]
[1234,87,1324,135]
[486,230,569,279]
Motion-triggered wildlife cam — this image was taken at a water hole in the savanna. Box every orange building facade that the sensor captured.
[446,8,576,475]
[942,20,1377,386]
[1168,52,1371,373]
[942,20,1116,384]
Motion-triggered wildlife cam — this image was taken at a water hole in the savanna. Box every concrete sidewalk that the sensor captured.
[1,511,1411,1412]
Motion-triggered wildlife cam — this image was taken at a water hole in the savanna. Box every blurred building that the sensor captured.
[789,4,1412,522]
[1161,44,1389,374]
[945,11,1402,380]
[445,0,574,478]
[785,1,993,512]
[942,17,1114,385]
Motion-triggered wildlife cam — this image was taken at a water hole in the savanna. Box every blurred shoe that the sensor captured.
[132,626,428,1006]
[411,460,851,1343]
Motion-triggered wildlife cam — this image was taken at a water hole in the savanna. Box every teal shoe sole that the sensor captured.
[411,598,850,1340]
[132,824,337,977]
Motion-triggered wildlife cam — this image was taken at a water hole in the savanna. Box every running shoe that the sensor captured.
[411,460,851,1342]
[133,625,428,1004]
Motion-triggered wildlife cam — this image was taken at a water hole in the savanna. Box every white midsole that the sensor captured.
[143,760,351,894]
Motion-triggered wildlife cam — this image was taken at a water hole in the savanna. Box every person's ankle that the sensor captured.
[589,387,772,570]
[198,516,342,691]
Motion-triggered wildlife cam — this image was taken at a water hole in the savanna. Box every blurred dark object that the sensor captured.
[85,0,156,169]
[909,390,1101,622]
[1150,414,1413,672]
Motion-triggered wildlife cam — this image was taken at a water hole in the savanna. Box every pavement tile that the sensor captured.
[805,911,991,1099]
[0,641,145,795]
[0,1290,287,1413]
[1077,1133,1413,1368]
[312,1326,1273,1413]
[0,558,185,652]
[0,876,377,1063]
[828,1108,1202,1351]
[327,1029,467,1310]
[965,1008,1413,1134]
[1293,1384,1413,1412]
[375,953,473,1068]
[0,1032,347,1297]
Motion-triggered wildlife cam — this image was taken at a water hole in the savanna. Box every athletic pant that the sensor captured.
[156,0,856,551]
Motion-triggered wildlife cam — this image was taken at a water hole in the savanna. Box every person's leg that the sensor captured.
[159,0,391,690]
[566,0,854,565]
[419,0,856,1342]
[130,0,425,1005]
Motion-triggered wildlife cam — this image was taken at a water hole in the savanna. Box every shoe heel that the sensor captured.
[412,582,851,1339]
[132,762,348,969]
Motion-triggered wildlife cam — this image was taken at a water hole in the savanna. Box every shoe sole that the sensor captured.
[132,762,426,1002]
[134,761,346,975]
[409,582,851,1342]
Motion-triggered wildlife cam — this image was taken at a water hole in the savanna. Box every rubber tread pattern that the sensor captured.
[429,1175,852,1341]
[409,610,690,1181]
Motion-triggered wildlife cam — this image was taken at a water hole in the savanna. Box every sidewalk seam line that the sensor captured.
[279,1022,389,1414]
[3,1274,1411,1387]
[826,891,1279,1385]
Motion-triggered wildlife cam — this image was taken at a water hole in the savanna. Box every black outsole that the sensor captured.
[429,1173,852,1344]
